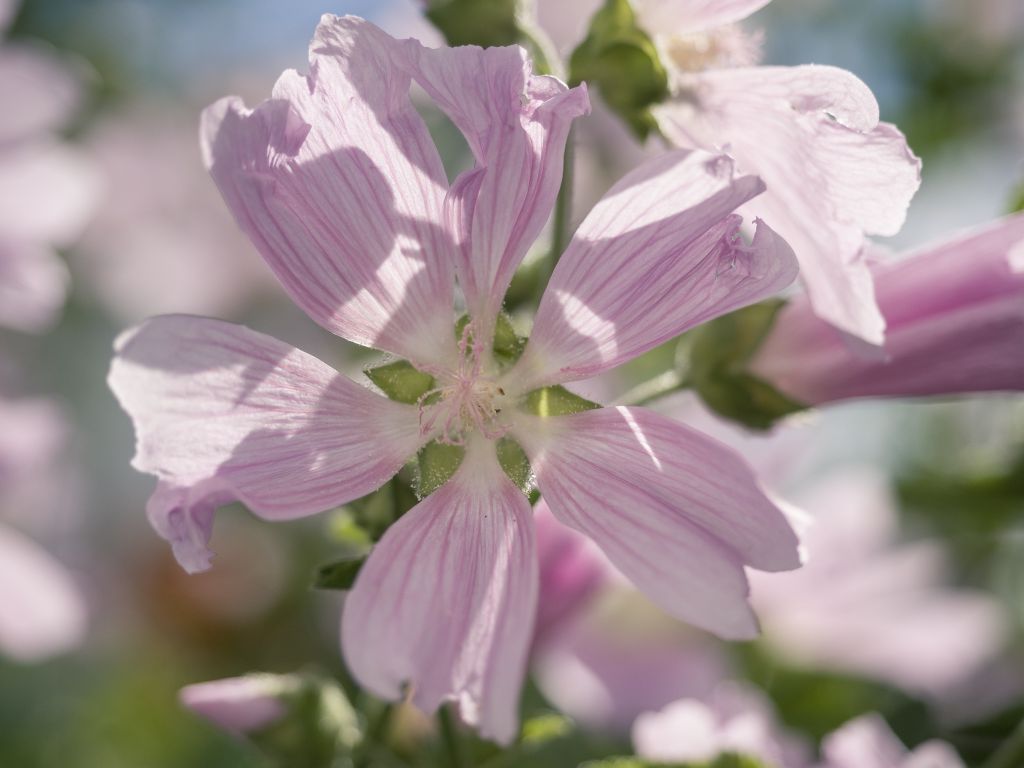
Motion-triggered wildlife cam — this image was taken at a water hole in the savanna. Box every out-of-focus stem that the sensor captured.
[613,369,689,407]
[438,705,470,768]
[983,718,1024,768]
[541,127,575,297]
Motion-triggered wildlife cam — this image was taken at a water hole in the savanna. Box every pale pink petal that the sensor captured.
[0,524,86,662]
[0,242,68,332]
[515,406,801,639]
[405,40,589,329]
[635,0,773,35]
[342,443,536,744]
[108,315,423,573]
[533,500,609,645]
[201,15,457,365]
[821,715,965,768]
[752,214,1024,404]
[633,699,720,762]
[181,675,289,735]
[0,43,83,143]
[656,65,921,344]
[513,150,796,389]
[0,141,100,246]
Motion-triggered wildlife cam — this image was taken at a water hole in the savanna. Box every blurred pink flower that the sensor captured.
[632,684,810,766]
[0,396,86,661]
[0,4,99,333]
[109,15,801,742]
[180,675,289,735]
[819,714,965,768]
[751,467,1007,700]
[75,105,277,322]
[751,214,1024,405]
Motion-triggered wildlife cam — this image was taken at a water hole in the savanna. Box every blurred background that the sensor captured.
[1,0,1022,765]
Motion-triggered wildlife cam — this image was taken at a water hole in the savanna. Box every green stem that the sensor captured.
[542,126,575,295]
[614,369,689,407]
[982,718,1024,768]
[439,705,471,768]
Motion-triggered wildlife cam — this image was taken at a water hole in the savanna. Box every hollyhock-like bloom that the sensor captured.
[632,685,809,767]
[750,467,1006,700]
[630,0,921,344]
[0,0,99,332]
[818,714,965,768]
[109,15,801,742]
[750,214,1024,405]
[181,675,290,735]
[75,105,277,322]
[0,397,86,661]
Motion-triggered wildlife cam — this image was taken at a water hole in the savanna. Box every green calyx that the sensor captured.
[685,300,808,431]
[523,384,601,417]
[364,359,435,405]
[569,0,670,139]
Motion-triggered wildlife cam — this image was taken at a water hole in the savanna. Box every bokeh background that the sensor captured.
[1,0,1022,765]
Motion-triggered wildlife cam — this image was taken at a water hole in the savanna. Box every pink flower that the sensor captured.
[0,5,99,332]
[635,0,921,345]
[750,467,1007,700]
[109,15,800,742]
[750,214,1024,405]
[180,675,290,735]
[0,397,86,661]
[819,714,965,768]
[632,685,810,767]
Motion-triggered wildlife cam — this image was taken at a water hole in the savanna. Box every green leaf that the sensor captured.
[523,385,601,417]
[423,0,554,74]
[365,359,435,405]
[686,300,808,431]
[417,441,465,497]
[520,714,573,745]
[568,0,669,139]
[1009,179,1024,214]
[313,555,367,591]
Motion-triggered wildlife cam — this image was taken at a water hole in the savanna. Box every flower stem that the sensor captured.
[613,369,689,407]
[983,718,1024,768]
[542,127,575,294]
[438,705,471,768]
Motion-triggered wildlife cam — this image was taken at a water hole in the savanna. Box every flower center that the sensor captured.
[663,25,762,74]
[417,323,513,445]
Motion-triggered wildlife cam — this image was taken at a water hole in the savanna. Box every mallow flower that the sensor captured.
[631,0,922,344]
[108,15,801,742]
[750,213,1024,405]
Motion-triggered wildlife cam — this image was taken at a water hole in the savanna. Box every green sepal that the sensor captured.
[568,0,669,139]
[313,555,367,591]
[247,672,362,768]
[339,476,419,543]
[365,359,435,405]
[523,385,601,417]
[494,313,528,365]
[497,437,531,489]
[686,300,808,431]
[423,0,554,74]
[582,755,769,768]
[417,441,465,497]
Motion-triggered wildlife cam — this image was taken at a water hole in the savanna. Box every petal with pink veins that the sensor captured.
[515,406,801,640]
[108,315,424,572]
[405,40,590,329]
[514,150,796,389]
[201,15,457,365]
[342,443,536,745]
[655,65,921,344]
